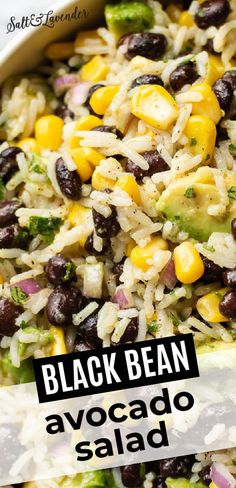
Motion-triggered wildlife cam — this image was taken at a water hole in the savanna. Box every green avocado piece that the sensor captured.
[166,478,207,488]
[0,351,34,384]
[105,1,154,38]
[156,168,236,242]
[61,470,107,487]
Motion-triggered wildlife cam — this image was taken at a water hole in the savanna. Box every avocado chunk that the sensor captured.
[156,167,236,242]
[0,351,34,384]
[61,470,108,487]
[105,1,154,38]
[166,478,207,488]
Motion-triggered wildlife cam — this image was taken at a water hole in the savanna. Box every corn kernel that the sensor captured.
[131,85,179,131]
[68,203,91,227]
[189,82,222,124]
[45,42,75,60]
[0,274,4,285]
[17,138,41,154]
[205,55,225,85]
[23,483,37,488]
[92,169,115,191]
[70,149,93,182]
[90,86,120,116]
[130,237,168,271]
[196,288,229,323]
[75,147,104,167]
[209,483,217,488]
[68,115,102,149]
[184,115,216,163]
[173,242,204,284]
[126,239,136,257]
[75,30,105,52]
[81,55,109,82]
[50,326,67,356]
[179,11,194,27]
[116,174,141,206]
[166,3,182,22]
[35,115,63,151]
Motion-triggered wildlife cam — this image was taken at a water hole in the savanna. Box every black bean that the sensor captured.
[46,286,81,327]
[201,255,223,282]
[55,105,74,120]
[0,224,28,249]
[153,478,167,488]
[0,298,22,336]
[92,125,124,139]
[119,317,138,343]
[79,312,102,348]
[45,255,76,285]
[124,33,167,61]
[231,218,236,240]
[222,70,236,91]
[213,79,233,112]
[74,335,94,352]
[125,150,169,182]
[84,233,109,255]
[223,268,236,288]
[219,290,236,319]
[0,147,22,184]
[159,455,195,478]
[121,464,144,487]
[92,207,120,238]
[169,61,199,92]
[195,0,230,29]
[198,464,212,486]
[0,199,21,227]
[130,74,164,90]
[56,157,82,200]
[113,261,125,285]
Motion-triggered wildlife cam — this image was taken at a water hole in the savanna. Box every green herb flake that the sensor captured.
[29,216,62,245]
[0,178,5,200]
[169,312,179,327]
[203,244,215,253]
[29,154,45,174]
[11,287,27,305]
[14,227,29,247]
[228,186,236,200]
[184,187,196,199]
[229,144,236,157]
[63,262,76,282]
[190,138,197,146]
[148,320,159,334]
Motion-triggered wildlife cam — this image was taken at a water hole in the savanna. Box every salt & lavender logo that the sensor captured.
[6,6,89,33]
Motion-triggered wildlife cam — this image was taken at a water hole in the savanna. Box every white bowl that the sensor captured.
[0,0,106,84]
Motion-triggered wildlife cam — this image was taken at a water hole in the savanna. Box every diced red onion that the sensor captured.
[160,257,177,290]
[53,74,79,96]
[66,82,90,106]
[211,462,236,488]
[13,279,42,296]
[112,288,133,309]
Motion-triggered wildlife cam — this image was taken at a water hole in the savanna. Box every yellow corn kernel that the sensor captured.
[184,115,216,163]
[126,239,136,257]
[173,242,204,284]
[70,149,93,182]
[68,115,102,149]
[0,274,4,285]
[196,288,229,323]
[23,483,37,488]
[81,55,109,82]
[45,42,75,60]
[178,11,194,27]
[90,86,120,116]
[166,3,182,22]
[205,55,225,85]
[209,484,217,488]
[130,237,168,271]
[75,30,105,51]
[74,147,104,167]
[35,115,63,151]
[116,174,141,206]
[189,82,222,124]
[50,326,67,356]
[17,138,41,154]
[68,203,91,227]
[92,169,115,191]
[131,85,179,131]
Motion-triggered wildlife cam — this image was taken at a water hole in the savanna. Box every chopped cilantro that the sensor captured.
[229,144,236,157]
[29,216,62,244]
[19,320,27,329]
[178,56,194,66]
[29,154,45,174]
[14,227,29,247]
[184,187,196,199]
[190,138,197,146]
[228,186,236,200]
[203,244,215,253]
[169,312,179,327]
[63,262,76,282]
[0,178,5,200]
[148,320,159,334]
[11,287,27,305]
